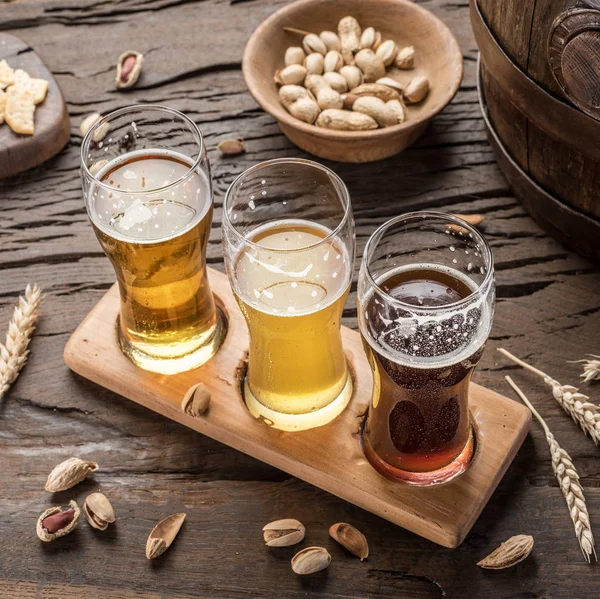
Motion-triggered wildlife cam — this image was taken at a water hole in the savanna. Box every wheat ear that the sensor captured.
[498,348,600,445]
[570,355,600,383]
[0,285,44,400]
[505,376,596,563]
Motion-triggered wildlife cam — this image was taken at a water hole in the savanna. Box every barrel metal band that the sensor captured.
[470,0,600,159]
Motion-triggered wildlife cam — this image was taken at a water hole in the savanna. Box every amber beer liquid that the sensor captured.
[361,264,489,482]
[88,149,224,374]
[233,219,352,429]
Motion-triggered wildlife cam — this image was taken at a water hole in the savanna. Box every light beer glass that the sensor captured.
[223,159,355,431]
[81,105,226,374]
[358,212,495,485]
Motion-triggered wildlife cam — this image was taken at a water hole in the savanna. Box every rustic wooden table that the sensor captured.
[1,1,599,597]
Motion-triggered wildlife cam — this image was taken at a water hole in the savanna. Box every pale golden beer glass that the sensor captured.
[81,106,225,374]
[223,159,355,431]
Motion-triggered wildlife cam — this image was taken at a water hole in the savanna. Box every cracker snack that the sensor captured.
[0,60,49,135]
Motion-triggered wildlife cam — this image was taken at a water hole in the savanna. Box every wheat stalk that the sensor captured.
[498,348,600,445]
[0,285,43,400]
[570,355,600,383]
[505,376,596,562]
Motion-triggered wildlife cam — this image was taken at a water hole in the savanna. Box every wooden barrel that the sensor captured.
[470,0,600,259]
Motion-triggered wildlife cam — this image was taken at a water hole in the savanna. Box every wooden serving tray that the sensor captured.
[64,268,531,548]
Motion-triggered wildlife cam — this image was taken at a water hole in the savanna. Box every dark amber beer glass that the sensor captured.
[81,106,225,374]
[358,212,495,485]
[223,159,355,431]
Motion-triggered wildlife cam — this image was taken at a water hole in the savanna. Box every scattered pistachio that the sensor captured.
[263,519,306,547]
[45,457,99,493]
[181,382,211,415]
[291,546,331,575]
[83,492,115,531]
[146,513,187,560]
[329,522,369,560]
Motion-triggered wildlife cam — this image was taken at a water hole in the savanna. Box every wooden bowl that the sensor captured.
[242,0,463,163]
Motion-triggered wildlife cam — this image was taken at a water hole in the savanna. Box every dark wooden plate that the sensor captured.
[0,32,70,179]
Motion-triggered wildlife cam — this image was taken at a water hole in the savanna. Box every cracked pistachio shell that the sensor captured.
[84,492,115,531]
[291,546,331,575]
[329,522,369,560]
[262,518,306,547]
[45,457,99,492]
[146,513,187,559]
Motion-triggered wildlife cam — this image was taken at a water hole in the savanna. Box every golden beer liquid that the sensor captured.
[234,220,352,429]
[89,150,225,374]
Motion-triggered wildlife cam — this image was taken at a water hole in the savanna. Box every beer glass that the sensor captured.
[223,159,355,431]
[81,105,226,375]
[358,212,495,485]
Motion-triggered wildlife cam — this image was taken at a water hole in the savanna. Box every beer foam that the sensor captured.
[87,149,212,243]
[360,263,494,370]
[233,219,352,317]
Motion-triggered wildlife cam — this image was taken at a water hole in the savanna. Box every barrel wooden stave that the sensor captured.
[475,0,600,249]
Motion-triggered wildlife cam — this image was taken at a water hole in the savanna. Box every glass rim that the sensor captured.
[80,104,204,194]
[362,211,494,313]
[222,158,352,253]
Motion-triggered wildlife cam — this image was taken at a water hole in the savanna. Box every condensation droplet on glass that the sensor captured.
[249,200,255,210]
[436,325,442,331]
[452,258,457,264]
[449,246,455,252]
[261,179,266,185]
[311,290,317,297]
[465,250,469,255]
[291,282,297,288]
[261,190,267,196]
[480,266,485,274]
[467,262,473,272]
